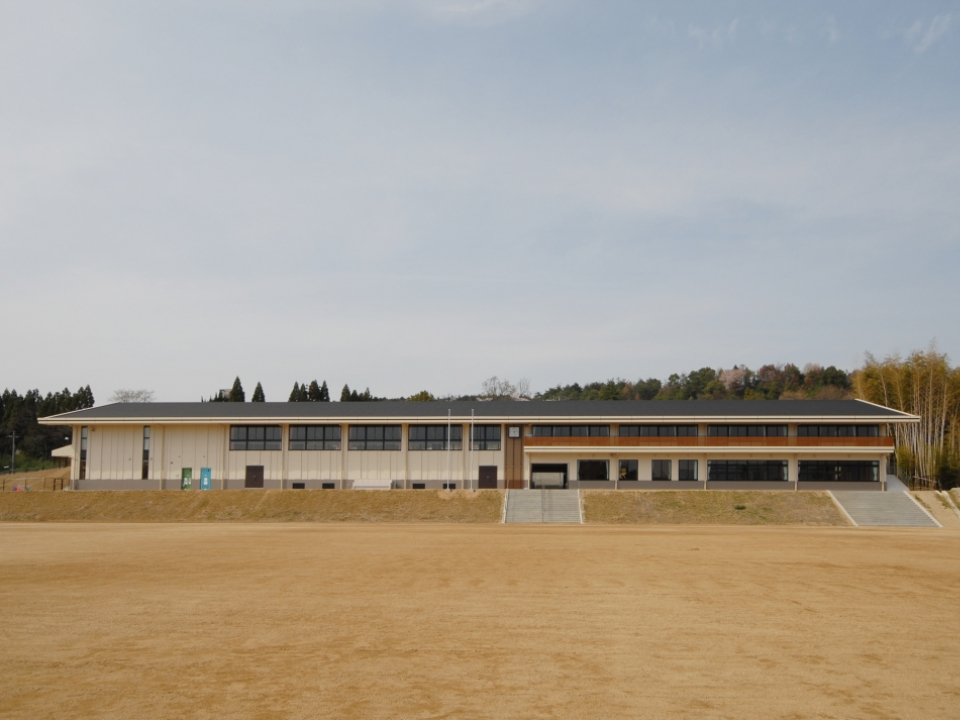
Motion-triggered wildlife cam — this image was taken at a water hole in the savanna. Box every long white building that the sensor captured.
[41,399,915,491]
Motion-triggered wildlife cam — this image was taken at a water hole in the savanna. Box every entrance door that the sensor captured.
[245,465,264,489]
[531,463,568,489]
[478,466,498,489]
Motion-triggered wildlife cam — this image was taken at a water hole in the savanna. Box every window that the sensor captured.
[797,425,880,437]
[409,425,462,451]
[707,460,788,481]
[348,425,401,451]
[618,459,638,481]
[652,460,672,481]
[289,425,341,451]
[531,425,610,437]
[472,425,501,451]
[578,460,609,480]
[679,460,698,481]
[619,425,698,437]
[230,426,282,451]
[142,426,150,480]
[707,425,787,437]
[798,461,879,482]
[79,426,88,480]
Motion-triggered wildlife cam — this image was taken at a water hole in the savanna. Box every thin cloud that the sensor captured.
[821,16,839,44]
[907,14,953,53]
[688,19,739,49]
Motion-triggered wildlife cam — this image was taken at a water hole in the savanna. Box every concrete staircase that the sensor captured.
[830,491,940,527]
[504,489,582,523]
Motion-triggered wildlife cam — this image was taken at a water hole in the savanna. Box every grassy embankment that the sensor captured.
[0,488,504,523]
[582,490,849,525]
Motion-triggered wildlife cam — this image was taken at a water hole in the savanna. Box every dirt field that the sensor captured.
[583,489,848,525]
[2,524,959,719]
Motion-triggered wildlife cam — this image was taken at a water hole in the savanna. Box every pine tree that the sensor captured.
[228,377,245,402]
[340,384,351,402]
[288,382,302,402]
[251,382,265,402]
[319,381,330,402]
[308,380,322,402]
[350,389,359,401]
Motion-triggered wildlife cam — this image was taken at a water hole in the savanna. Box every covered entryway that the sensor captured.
[531,463,568,489]
[478,465,498,489]
[245,465,264,489]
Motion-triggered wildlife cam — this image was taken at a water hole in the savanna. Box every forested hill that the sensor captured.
[535,364,851,402]
[0,387,94,462]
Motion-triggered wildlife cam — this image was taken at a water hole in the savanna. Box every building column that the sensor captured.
[789,456,799,491]
[402,423,409,490]
[280,424,288,491]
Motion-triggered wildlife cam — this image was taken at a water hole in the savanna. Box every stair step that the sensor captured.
[504,489,582,524]
[831,491,940,527]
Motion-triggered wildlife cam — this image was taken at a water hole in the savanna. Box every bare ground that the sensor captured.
[912,491,960,528]
[0,488,503,523]
[0,466,69,492]
[583,489,849,525]
[1,523,959,720]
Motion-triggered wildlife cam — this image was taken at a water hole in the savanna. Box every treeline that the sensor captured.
[535,364,852,401]
[0,386,94,465]
[204,378,384,403]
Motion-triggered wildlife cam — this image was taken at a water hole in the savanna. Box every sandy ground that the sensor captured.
[2,525,959,720]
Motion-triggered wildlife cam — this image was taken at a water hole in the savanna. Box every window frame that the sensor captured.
[348,425,402,451]
[678,459,698,481]
[408,425,463,451]
[707,425,788,437]
[142,426,150,480]
[578,459,609,480]
[619,425,698,437]
[797,425,880,437]
[531,425,610,437]
[707,460,788,481]
[618,459,638,481]
[229,425,282,451]
[471,425,501,451]
[289,425,342,451]
[651,459,672,481]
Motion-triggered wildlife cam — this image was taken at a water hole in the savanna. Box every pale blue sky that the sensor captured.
[2,1,958,400]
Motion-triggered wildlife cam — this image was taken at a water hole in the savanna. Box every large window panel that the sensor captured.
[619,425,698,437]
[472,425,501,451]
[531,426,610,437]
[230,426,282,451]
[578,460,609,480]
[798,461,879,482]
[289,425,341,451]
[797,425,880,437]
[707,460,788,481]
[707,425,787,437]
[348,425,401,451]
[409,425,462,451]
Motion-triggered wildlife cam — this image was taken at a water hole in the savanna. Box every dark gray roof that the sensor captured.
[41,399,916,423]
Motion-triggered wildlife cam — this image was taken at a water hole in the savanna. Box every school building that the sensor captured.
[40,399,916,491]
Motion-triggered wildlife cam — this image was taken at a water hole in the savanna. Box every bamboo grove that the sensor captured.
[853,348,960,489]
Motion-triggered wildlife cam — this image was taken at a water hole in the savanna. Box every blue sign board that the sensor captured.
[200,467,212,491]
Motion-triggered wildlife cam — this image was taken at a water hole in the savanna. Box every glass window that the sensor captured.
[531,425,610,437]
[620,425,698,437]
[797,425,880,437]
[409,425,463,451]
[578,460,609,480]
[229,426,282,451]
[679,459,698,481]
[707,460,788,481]
[289,425,341,451]
[348,426,402,451]
[652,460,671,481]
[798,461,879,482]
[707,425,787,437]
[472,425,501,451]
[80,426,88,480]
[142,426,150,480]
[618,459,638,481]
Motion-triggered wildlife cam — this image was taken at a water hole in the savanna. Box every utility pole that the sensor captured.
[7,430,17,477]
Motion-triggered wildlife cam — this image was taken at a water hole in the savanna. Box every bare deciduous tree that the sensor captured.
[481,376,531,400]
[109,389,155,403]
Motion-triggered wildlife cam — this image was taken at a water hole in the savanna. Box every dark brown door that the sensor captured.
[245,465,264,489]
[478,465,498,489]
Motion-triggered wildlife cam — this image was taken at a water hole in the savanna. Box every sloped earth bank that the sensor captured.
[0,489,503,523]
[912,491,960,528]
[0,466,69,491]
[2,524,959,720]
[583,489,849,525]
